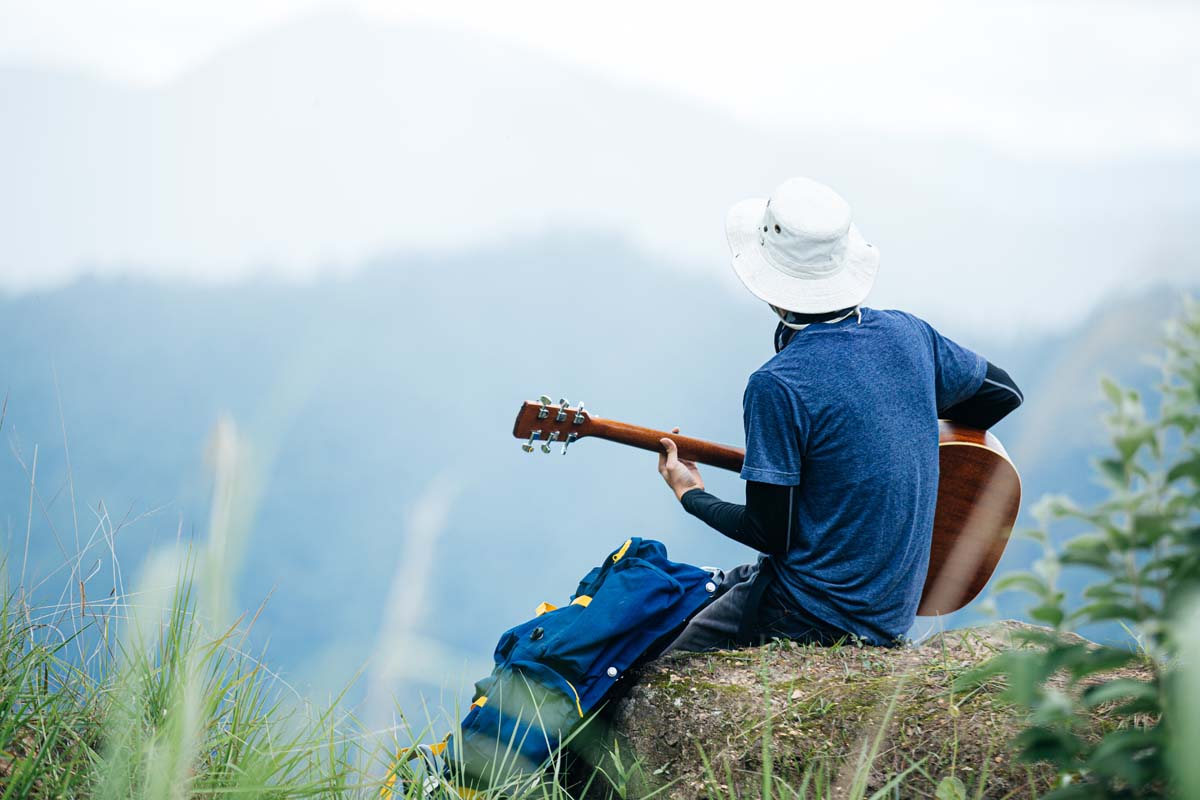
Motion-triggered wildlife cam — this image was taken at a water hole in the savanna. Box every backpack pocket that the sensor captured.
[452,660,583,788]
[538,558,684,681]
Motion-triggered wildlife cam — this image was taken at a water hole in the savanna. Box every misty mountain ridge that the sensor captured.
[2,9,1197,334]
[1,234,1189,710]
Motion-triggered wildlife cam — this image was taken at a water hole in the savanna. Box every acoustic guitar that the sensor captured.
[512,396,1021,616]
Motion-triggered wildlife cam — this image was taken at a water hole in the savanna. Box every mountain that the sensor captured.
[2,7,1194,714]
[0,235,1187,713]
[1,10,1197,331]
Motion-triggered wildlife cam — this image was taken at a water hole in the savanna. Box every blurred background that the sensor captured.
[1,0,1197,724]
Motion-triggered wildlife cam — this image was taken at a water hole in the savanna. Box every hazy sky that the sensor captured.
[3,0,1197,159]
[1,0,1196,331]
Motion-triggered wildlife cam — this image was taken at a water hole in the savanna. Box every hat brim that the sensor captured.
[725,197,880,314]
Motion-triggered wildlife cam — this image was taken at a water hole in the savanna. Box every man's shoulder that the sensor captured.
[868,307,935,342]
[744,357,806,411]
[747,362,791,392]
[869,306,923,328]
[753,341,812,384]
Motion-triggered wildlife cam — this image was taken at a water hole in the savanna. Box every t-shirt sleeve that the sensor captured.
[740,371,804,486]
[910,315,987,413]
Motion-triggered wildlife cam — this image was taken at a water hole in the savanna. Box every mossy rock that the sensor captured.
[572,621,1153,799]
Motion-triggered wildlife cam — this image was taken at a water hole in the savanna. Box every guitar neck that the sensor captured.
[589,418,746,473]
[512,398,1019,616]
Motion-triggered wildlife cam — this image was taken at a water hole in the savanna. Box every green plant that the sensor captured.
[963,299,1200,797]
[1,416,382,798]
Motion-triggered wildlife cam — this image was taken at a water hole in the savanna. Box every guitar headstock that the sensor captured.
[512,395,596,455]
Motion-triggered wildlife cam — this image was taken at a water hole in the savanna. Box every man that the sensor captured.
[657,177,1022,652]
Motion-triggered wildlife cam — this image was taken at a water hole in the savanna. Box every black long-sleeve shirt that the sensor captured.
[681,361,1023,553]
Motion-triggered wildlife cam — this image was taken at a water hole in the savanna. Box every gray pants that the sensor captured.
[662,562,763,653]
[663,560,850,653]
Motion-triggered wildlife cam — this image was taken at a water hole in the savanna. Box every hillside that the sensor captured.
[0,237,1188,714]
[589,621,1154,799]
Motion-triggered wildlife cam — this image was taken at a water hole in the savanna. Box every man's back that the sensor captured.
[658,177,1019,654]
[741,308,986,643]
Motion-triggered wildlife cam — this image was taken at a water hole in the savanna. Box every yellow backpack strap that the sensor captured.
[611,538,633,563]
[381,739,451,796]
[394,738,449,764]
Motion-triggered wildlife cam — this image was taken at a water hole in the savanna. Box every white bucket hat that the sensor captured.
[725,177,879,314]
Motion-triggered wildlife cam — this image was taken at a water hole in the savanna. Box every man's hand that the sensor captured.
[658,427,705,501]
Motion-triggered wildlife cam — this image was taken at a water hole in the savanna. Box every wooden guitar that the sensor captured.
[512,396,1021,616]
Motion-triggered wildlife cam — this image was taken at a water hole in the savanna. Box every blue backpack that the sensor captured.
[386,537,718,796]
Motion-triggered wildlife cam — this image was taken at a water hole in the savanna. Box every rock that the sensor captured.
[572,621,1152,799]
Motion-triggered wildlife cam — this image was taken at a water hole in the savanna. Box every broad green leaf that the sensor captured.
[1163,409,1199,435]
[1073,601,1151,624]
[1018,527,1048,545]
[1098,457,1126,486]
[1068,647,1140,679]
[1114,426,1155,463]
[997,651,1050,705]
[1014,725,1082,765]
[1100,376,1123,407]
[1009,627,1064,648]
[1060,534,1112,570]
[1080,584,1129,602]
[1166,493,1196,515]
[1131,512,1174,548]
[1033,558,1062,585]
[1062,531,1109,551]
[1043,643,1091,674]
[1112,696,1162,717]
[1084,728,1162,786]
[992,572,1047,598]
[1101,522,1131,549]
[1033,494,1077,524]
[953,657,1009,691]
[1138,556,1182,581]
[1030,687,1076,726]
[1041,782,1110,799]
[1082,678,1157,709]
[1167,454,1200,486]
[934,776,966,800]
[1030,602,1065,628]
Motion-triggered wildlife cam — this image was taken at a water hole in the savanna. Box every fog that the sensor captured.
[1,3,1197,334]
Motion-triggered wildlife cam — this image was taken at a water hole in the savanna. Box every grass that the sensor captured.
[1,413,390,799]
[0,480,1071,800]
[4,556,1028,799]
[0,411,933,800]
[1,407,1159,800]
[606,622,1156,799]
[0,561,375,798]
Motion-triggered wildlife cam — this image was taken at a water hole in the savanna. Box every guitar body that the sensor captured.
[512,399,1020,616]
[921,423,1020,615]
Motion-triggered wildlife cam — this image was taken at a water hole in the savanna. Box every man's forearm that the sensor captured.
[680,481,794,555]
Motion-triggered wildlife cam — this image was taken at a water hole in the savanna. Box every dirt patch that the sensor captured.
[574,621,1154,799]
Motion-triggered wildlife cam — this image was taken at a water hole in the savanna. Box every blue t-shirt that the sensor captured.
[742,307,986,644]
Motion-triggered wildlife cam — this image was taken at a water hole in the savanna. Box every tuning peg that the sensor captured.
[540,431,560,453]
[573,402,586,424]
[561,432,578,455]
[522,430,542,453]
[537,395,552,420]
[555,399,570,423]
